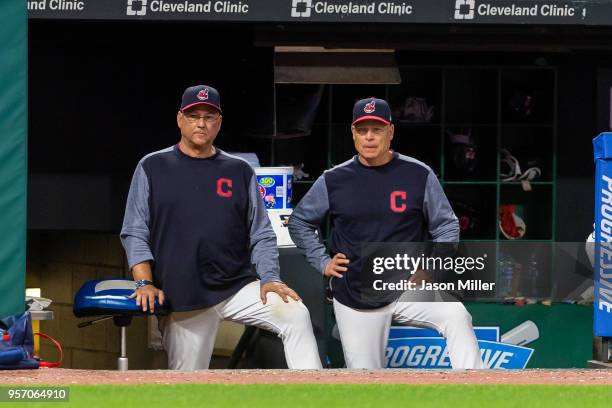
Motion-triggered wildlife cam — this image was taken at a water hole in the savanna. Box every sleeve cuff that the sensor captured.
[319,257,331,275]
[128,256,154,271]
[260,276,283,285]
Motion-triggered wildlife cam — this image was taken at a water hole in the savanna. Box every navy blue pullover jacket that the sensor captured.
[120,145,280,312]
[288,152,459,309]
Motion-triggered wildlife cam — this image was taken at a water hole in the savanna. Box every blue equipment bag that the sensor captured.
[0,311,39,369]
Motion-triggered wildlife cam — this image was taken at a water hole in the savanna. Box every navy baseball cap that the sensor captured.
[352,97,392,125]
[180,85,222,113]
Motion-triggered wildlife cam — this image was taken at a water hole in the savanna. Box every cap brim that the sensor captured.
[352,115,391,125]
[181,101,222,113]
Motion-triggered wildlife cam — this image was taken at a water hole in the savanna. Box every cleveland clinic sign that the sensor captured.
[294,1,414,17]
[478,3,578,17]
[139,0,249,14]
[27,0,611,25]
[453,0,583,19]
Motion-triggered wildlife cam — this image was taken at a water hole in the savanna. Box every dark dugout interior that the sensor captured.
[28,20,612,239]
[28,21,275,230]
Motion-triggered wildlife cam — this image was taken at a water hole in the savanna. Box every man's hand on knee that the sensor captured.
[129,284,165,313]
[260,281,301,304]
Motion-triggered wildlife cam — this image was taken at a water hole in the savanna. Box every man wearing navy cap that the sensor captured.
[120,85,322,370]
[288,97,484,369]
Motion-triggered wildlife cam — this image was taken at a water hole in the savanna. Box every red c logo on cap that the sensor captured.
[364,100,376,114]
[197,89,209,101]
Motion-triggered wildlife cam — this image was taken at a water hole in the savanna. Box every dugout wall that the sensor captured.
[0,1,28,319]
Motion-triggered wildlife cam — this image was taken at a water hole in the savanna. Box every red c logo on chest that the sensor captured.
[217,178,233,198]
[390,191,407,213]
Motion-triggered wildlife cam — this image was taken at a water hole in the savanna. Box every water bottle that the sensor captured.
[526,252,539,297]
[498,253,514,298]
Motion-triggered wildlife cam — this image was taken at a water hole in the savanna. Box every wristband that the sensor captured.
[135,279,154,289]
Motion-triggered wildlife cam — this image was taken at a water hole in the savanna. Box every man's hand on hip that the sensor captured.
[129,285,165,313]
[260,281,301,304]
[324,253,350,278]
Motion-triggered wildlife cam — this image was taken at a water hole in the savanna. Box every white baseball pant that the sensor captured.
[333,298,485,369]
[158,281,323,370]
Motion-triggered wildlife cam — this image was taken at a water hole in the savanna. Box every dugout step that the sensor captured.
[587,360,612,369]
